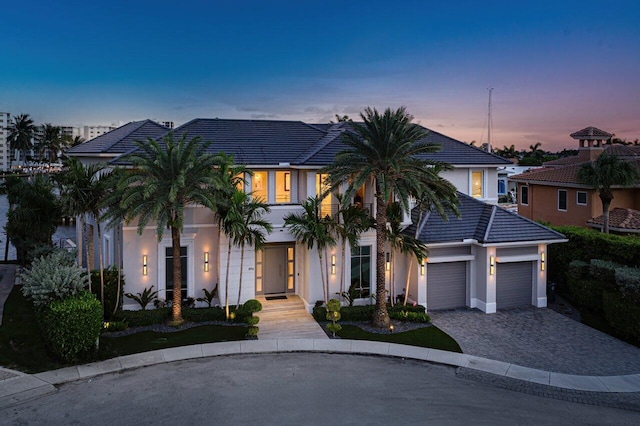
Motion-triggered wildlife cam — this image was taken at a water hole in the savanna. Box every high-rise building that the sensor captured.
[82,124,119,140]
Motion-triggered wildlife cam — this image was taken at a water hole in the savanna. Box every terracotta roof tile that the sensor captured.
[587,208,640,231]
[570,126,613,140]
[512,158,640,185]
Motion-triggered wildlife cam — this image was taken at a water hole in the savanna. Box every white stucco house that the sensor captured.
[66,118,565,314]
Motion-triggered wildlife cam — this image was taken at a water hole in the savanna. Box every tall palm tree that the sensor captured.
[58,158,111,311]
[220,190,272,310]
[578,154,639,234]
[284,196,337,304]
[333,193,374,297]
[323,106,458,328]
[104,133,231,323]
[39,123,63,164]
[6,113,36,167]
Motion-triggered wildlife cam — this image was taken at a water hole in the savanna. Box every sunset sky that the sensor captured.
[1,0,638,151]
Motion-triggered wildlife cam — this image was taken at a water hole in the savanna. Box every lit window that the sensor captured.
[316,173,333,216]
[252,171,268,202]
[472,171,483,198]
[577,191,587,206]
[275,171,290,203]
[558,190,567,211]
[350,246,371,297]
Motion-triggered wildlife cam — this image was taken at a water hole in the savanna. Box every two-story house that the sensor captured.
[67,118,564,314]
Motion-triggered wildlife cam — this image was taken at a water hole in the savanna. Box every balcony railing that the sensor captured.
[318,202,373,218]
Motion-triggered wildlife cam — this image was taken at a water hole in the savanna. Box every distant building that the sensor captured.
[0,112,10,171]
[83,124,119,141]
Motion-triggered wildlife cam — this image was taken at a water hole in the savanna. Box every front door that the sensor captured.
[263,246,287,295]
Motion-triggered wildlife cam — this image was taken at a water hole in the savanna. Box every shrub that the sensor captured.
[39,292,102,363]
[567,260,590,280]
[21,250,89,307]
[566,278,604,312]
[102,320,128,332]
[197,285,218,307]
[246,326,259,336]
[114,307,172,327]
[313,304,427,323]
[182,307,227,322]
[245,316,260,326]
[389,310,430,323]
[125,286,158,310]
[615,266,640,305]
[602,292,640,344]
[242,299,263,314]
[589,259,618,290]
[90,267,125,319]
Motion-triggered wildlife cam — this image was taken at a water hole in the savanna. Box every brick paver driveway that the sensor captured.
[429,307,640,375]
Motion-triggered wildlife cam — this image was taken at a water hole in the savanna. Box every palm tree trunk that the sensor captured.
[113,225,122,316]
[601,196,612,234]
[318,250,328,304]
[171,226,183,323]
[96,221,105,318]
[340,240,347,297]
[373,195,391,328]
[84,219,91,293]
[4,200,12,262]
[404,258,413,306]
[236,243,245,309]
[225,239,232,319]
[389,251,395,307]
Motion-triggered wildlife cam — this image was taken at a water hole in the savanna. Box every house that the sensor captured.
[510,127,640,230]
[66,117,565,314]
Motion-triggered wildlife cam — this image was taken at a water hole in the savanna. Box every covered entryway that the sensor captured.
[496,262,533,309]
[426,262,467,310]
[257,244,295,295]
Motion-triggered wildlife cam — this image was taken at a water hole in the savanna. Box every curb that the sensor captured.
[1,339,637,407]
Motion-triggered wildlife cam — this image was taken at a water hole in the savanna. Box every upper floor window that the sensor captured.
[471,171,483,198]
[252,171,268,202]
[558,189,567,211]
[576,191,587,206]
[275,171,290,203]
[520,186,529,205]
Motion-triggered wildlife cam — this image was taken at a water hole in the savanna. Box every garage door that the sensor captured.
[496,262,533,309]
[426,262,467,310]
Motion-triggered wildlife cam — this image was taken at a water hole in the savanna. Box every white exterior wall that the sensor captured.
[441,166,499,204]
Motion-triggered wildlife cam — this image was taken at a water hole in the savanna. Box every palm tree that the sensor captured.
[63,134,86,148]
[6,113,36,167]
[58,158,111,311]
[323,106,458,328]
[578,154,639,234]
[105,133,231,323]
[333,193,374,297]
[220,190,272,310]
[39,123,63,164]
[284,196,337,304]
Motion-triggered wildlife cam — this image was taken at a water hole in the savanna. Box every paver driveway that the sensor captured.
[429,307,640,375]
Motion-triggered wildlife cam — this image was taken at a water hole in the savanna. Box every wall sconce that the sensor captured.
[331,255,336,275]
[386,253,390,271]
[142,255,148,276]
[489,255,495,275]
[540,252,545,271]
[420,261,425,276]
[204,252,210,272]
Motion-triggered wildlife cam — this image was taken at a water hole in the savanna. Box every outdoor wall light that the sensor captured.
[420,261,425,276]
[386,253,391,271]
[540,252,545,272]
[331,255,336,275]
[489,255,495,275]
[142,255,148,276]
[204,252,210,272]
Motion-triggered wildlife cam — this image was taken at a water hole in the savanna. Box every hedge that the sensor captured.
[313,304,428,323]
[566,277,604,313]
[548,225,640,284]
[602,292,640,345]
[39,292,102,363]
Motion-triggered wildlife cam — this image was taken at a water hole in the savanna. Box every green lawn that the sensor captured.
[337,324,462,353]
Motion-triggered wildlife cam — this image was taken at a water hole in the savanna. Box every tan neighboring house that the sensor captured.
[511,127,640,232]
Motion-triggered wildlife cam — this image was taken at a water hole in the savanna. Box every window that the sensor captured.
[577,191,587,206]
[558,189,567,211]
[165,246,187,301]
[252,171,268,202]
[350,246,371,297]
[316,173,333,216]
[275,171,290,203]
[520,186,529,205]
[471,171,483,198]
[497,179,507,196]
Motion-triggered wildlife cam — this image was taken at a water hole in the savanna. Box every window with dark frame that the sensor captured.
[577,191,587,206]
[520,186,529,205]
[558,189,567,211]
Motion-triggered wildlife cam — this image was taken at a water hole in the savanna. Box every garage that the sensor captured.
[426,262,467,310]
[496,262,533,309]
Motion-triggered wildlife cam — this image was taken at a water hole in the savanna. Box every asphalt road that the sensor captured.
[4,353,640,425]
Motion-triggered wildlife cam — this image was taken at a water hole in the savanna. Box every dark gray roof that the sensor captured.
[406,193,565,244]
[66,120,169,155]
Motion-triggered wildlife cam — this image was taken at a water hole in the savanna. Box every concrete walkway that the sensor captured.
[255,296,328,339]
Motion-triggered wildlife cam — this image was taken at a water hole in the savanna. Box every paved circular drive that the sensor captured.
[430,307,640,375]
[4,354,640,425]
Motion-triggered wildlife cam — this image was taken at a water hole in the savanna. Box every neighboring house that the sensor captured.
[66,118,564,314]
[511,126,640,230]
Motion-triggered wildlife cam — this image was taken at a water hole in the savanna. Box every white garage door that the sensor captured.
[426,262,467,310]
[496,262,533,309]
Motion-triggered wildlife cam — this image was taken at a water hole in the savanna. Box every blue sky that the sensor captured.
[1,0,639,151]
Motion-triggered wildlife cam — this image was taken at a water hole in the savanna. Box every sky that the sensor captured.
[1,0,639,152]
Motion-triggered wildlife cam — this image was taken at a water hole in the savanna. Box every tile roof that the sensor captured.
[587,208,640,232]
[570,126,613,140]
[405,193,565,244]
[542,156,584,167]
[511,158,640,186]
[66,120,169,155]
[105,118,510,167]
